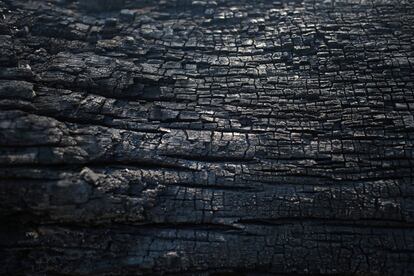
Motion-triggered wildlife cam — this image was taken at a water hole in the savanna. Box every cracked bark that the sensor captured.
[1,0,414,275]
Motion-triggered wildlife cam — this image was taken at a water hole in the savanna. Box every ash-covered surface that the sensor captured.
[1,0,414,275]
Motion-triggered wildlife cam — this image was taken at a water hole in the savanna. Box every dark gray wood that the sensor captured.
[1,0,414,275]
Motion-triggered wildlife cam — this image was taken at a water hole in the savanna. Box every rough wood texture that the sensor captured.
[1,0,414,275]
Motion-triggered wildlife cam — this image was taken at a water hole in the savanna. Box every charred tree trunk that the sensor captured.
[1,0,414,275]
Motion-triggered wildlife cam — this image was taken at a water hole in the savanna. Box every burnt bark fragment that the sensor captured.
[1,0,414,275]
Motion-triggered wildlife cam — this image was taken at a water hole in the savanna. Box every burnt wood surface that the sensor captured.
[1,0,414,275]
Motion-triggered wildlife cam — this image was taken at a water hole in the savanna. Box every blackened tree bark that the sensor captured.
[1,0,414,275]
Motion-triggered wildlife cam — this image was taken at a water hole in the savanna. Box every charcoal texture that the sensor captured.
[1,0,414,275]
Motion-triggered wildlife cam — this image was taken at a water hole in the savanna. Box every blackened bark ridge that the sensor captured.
[0,0,414,275]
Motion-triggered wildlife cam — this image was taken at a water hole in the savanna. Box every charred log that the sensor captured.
[0,0,414,275]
